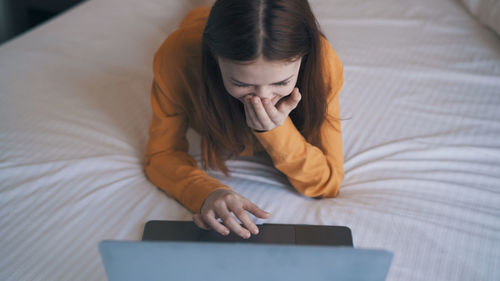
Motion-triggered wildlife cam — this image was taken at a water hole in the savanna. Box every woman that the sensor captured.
[144,0,344,239]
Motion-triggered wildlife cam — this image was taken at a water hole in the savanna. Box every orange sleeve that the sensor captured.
[251,38,345,198]
[144,31,231,214]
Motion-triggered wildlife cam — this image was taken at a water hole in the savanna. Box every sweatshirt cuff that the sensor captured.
[251,116,306,163]
[181,177,232,214]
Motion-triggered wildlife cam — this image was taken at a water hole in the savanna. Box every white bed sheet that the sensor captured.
[1,0,499,280]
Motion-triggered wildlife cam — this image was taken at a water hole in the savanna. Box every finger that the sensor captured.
[244,200,271,219]
[245,96,263,129]
[243,97,256,126]
[229,205,260,235]
[251,96,274,129]
[271,95,281,106]
[193,214,211,230]
[227,198,259,235]
[277,88,301,114]
[261,97,283,125]
[273,94,288,108]
[202,210,230,236]
[216,208,252,239]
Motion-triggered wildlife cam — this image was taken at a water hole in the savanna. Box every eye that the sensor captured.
[273,81,290,87]
[234,84,251,88]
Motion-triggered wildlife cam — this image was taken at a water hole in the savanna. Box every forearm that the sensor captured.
[252,116,344,197]
[145,151,232,213]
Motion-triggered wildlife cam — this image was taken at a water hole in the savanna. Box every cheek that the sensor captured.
[271,86,295,105]
[226,86,249,101]
[222,79,246,98]
[278,85,295,97]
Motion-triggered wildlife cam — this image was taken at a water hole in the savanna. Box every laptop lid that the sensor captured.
[142,220,353,246]
[98,240,393,281]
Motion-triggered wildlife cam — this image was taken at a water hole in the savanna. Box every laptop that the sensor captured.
[142,220,353,246]
[99,240,393,281]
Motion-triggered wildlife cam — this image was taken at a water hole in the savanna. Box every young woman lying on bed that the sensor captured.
[144,0,345,239]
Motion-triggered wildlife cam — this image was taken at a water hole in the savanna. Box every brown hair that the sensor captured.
[197,0,334,176]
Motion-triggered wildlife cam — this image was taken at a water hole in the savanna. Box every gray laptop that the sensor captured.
[99,240,393,281]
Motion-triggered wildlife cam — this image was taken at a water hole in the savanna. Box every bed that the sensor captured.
[1,0,499,280]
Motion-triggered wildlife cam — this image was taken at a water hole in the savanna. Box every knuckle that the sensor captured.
[213,200,225,209]
[201,213,212,221]
[222,193,237,202]
[234,209,247,218]
[221,214,234,222]
[224,194,240,208]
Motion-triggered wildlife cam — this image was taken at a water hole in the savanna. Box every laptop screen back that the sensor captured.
[99,241,393,281]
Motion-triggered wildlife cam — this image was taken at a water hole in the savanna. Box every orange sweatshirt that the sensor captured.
[144,6,344,214]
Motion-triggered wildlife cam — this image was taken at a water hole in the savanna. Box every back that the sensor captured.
[99,240,393,281]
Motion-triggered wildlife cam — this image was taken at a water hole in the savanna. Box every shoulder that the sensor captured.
[319,36,343,75]
[319,36,344,101]
[152,7,211,102]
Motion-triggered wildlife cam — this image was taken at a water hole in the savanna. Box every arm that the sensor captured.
[251,40,345,198]
[145,10,269,236]
[144,78,232,214]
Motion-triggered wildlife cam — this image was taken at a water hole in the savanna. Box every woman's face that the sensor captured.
[218,56,302,106]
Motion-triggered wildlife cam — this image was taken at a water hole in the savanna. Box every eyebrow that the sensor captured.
[230,74,294,86]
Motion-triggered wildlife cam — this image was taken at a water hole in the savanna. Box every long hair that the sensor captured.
[197,0,334,176]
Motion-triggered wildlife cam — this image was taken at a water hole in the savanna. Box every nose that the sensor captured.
[254,86,273,100]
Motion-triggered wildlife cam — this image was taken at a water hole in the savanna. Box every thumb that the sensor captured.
[244,200,271,219]
[278,87,301,113]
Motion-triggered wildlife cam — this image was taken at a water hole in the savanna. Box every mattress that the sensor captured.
[1,0,499,280]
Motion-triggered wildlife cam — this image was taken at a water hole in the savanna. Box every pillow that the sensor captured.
[461,0,500,36]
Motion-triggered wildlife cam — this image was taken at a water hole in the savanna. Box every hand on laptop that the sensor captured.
[193,189,271,239]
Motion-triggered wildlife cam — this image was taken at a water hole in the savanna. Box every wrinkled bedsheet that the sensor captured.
[1,0,499,280]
